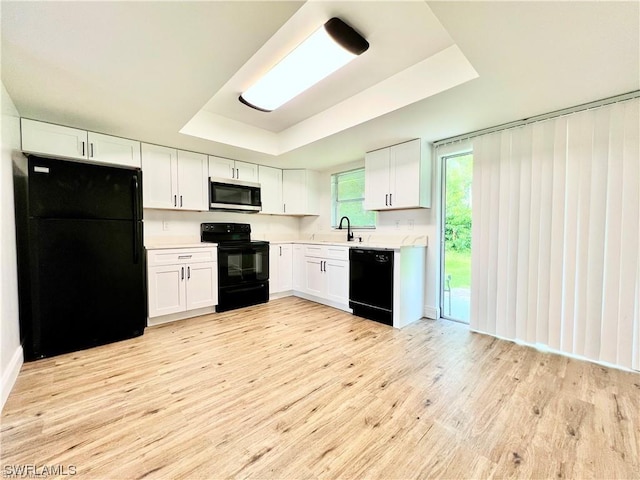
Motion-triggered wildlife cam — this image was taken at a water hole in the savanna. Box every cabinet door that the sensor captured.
[142,144,178,209]
[390,139,421,209]
[87,132,141,168]
[282,169,306,215]
[269,245,280,294]
[177,150,208,210]
[278,244,293,291]
[208,156,235,180]
[292,245,304,291]
[186,261,217,310]
[21,119,88,160]
[148,264,186,317]
[235,161,258,183]
[304,257,324,296]
[364,148,391,210]
[258,165,283,214]
[325,259,349,304]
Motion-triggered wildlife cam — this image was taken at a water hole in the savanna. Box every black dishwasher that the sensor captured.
[349,248,394,326]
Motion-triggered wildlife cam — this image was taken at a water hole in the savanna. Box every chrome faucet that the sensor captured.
[338,216,354,242]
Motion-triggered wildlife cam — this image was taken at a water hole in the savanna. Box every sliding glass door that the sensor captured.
[441,153,473,323]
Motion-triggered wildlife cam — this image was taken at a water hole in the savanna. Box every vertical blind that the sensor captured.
[470,98,640,370]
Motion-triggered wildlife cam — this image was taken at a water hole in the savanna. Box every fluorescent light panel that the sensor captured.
[240,18,369,112]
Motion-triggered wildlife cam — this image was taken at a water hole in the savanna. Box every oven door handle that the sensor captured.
[217,245,267,254]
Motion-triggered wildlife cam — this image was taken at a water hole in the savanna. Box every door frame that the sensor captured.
[439,149,473,323]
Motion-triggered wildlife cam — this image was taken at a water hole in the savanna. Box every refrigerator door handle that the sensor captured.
[132,175,141,264]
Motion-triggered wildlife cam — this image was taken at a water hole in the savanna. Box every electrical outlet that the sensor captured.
[408,220,414,230]
[395,220,400,230]
[162,221,170,231]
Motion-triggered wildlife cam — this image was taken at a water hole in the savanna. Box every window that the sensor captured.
[331,168,376,228]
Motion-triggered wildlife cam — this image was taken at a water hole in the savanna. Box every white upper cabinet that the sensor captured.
[208,156,258,183]
[282,169,319,215]
[364,148,391,210]
[364,138,431,210]
[142,144,177,209]
[21,119,141,168]
[235,161,258,183]
[208,156,234,179]
[176,150,208,210]
[258,165,283,214]
[87,132,141,168]
[258,166,318,216]
[142,144,207,211]
[21,119,87,160]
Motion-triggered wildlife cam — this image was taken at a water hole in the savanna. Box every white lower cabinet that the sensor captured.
[325,259,349,305]
[147,247,217,325]
[292,244,305,291]
[296,244,350,311]
[269,244,293,295]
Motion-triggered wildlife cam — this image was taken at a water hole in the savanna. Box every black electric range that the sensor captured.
[201,223,269,312]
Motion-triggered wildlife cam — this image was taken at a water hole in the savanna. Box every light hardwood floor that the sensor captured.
[2,297,639,479]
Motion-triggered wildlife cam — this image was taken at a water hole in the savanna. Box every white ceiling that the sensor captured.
[2,1,639,170]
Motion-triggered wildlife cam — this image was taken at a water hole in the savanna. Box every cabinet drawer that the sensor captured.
[147,247,217,266]
[324,246,348,260]
[304,244,324,258]
[302,244,349,260]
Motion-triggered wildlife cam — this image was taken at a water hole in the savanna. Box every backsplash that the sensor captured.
[143,209,300,245]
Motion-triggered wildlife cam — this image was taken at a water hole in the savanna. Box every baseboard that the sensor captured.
[269,290,294,300]
[293,291,352,313]
[1,345,23,411]
[470,327,639,373]
[147,306,215,327]
[423,305,439,320]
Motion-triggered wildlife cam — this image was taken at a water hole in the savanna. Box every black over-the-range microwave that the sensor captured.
[209,177,262,213]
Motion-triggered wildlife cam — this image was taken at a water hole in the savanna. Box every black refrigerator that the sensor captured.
[14,155,146,360]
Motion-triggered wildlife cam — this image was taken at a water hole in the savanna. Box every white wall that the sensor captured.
[300,145,441,319]
[1,83,23,410]
[144,209,300,243]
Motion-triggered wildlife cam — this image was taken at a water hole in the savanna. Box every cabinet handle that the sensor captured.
[180,195,183,207]
[187,266,190,279]
[232,168,235,179]
[385,194,388,206]
[236,168,239,179]
[81,141,85,157]
[174,195,177,207]
[90,143,94,158]
[181,266,184,280]
[279,246,282,256]
[283,203,286,213]
[389,193,392,206]
[178,255,192,259]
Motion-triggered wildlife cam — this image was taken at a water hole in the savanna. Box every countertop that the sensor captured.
[146,235,427,251]
[145,242,217,250]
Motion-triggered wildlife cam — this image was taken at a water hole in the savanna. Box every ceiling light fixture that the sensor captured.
[239,17,369,112]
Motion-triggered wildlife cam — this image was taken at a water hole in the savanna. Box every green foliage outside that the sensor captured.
[444,154,472,289]
[331,169,376,228]
[445,249,471,288]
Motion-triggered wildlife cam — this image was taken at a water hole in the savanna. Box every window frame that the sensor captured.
[330,168,376,229]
